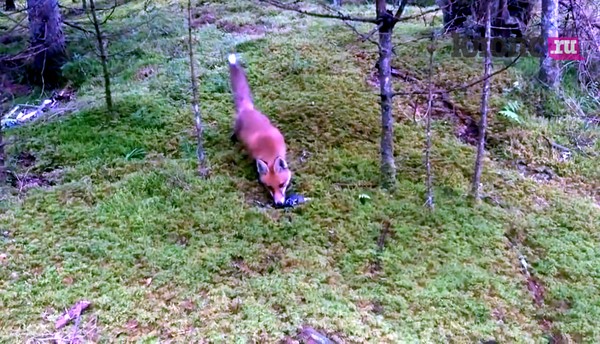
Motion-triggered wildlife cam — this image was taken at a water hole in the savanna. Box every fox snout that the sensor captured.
[272,192,286,206]
[256,156,291,207]
[264,183,288,207]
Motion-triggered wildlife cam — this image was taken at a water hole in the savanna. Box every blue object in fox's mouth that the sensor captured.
[275,193,308,208]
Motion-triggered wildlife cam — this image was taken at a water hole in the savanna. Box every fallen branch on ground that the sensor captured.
[55,300,91,330]
[542,136,571,152]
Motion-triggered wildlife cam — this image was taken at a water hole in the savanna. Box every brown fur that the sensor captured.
[228,54,292,205]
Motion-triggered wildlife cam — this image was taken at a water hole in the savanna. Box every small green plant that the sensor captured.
[125,147,146,161]
[498,100,523,124]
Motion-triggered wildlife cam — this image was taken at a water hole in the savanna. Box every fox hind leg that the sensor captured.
[230,116,243,144]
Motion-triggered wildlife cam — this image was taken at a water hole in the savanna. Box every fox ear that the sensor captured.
[256,159,269,176]
[274,157,288,173]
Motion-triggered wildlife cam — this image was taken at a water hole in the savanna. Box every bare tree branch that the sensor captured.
[89,0,114,115]
[471,3,492,202]
[0,14,26,39]
[392,53,521,97]
[98,0,118,26]
[394,8,441,22]
[318,2,382,46]
[259,0,378,23]
[63,20,94,34]
[340,20,381,48]
[187,0,208,177]
[0,11,27,30]
[394,0,410,20]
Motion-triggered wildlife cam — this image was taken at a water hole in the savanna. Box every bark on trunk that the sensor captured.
[0,125,6,184]
[82,0,87,11]
[187,0,207,176]
[538,0,561,89]
[26,0,68,87]
[376,0,396,189]
[424,40,435,210]
[89,0,113,114]
[5,0,16,11]
[471,3,492,202]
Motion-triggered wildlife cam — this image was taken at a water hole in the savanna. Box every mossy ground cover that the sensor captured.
[1,1,599,342]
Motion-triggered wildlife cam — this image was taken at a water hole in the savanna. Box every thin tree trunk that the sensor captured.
[27,0,68,87]
[471,3,492,202]
[187,0,207,176]
[5,0,16,11]
[82,0,87,11]
[89,0,113,115]
[376,0,396,189]
[424,39,435,210]
[0,124,6,184]
[332,0,342,7]
[538,0,560,88]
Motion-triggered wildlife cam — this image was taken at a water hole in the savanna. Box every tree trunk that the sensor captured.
[332,0,342,6]
[471,3,492,202]
[5,0,16,11]
[538,0,560,88]
[27,0,68,87]
[424,40,435,210]
[82,0,87,11]
[0,124,6,184]
[376,0,396,189]
[89,0,113,115]
[187,0,208,177]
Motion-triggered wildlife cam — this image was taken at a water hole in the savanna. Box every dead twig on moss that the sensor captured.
[542,136,571,153]
[55,300,91,330]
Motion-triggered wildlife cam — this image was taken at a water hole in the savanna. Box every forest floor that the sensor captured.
[1,0,599,342]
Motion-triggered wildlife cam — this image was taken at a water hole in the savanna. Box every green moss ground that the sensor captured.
[1,1,599,342]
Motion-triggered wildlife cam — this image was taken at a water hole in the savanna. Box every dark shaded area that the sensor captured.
[26,0,69,88]
[437,0,533,38]
[5,0,16,11]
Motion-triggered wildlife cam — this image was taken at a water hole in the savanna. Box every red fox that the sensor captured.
[227,53,292,206]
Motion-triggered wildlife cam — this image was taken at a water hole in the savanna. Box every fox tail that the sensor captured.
[228,53,254,112]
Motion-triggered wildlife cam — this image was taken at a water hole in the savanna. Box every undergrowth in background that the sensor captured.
[0,0,599,342]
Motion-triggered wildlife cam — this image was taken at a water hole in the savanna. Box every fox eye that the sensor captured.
[278,183,285,188]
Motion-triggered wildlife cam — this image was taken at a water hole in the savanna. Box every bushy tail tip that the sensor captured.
[228,53,237,65]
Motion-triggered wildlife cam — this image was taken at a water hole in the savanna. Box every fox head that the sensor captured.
[256,156,292,206]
